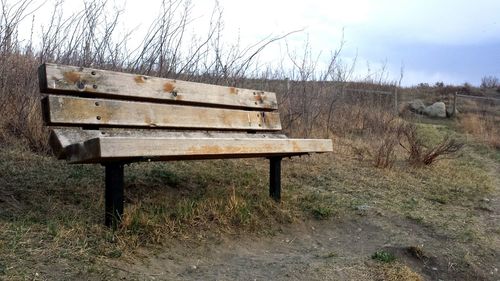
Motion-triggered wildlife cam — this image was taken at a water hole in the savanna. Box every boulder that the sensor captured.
[408,99,426,113]
[423,102,447,118]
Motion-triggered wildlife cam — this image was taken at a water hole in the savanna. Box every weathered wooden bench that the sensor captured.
[38,63,333,228]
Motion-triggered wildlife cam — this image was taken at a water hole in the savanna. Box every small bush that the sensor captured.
[372,250,396,263]
[301,193,336,220]
[347,109,405,169]
[311,205,334,220]
[372,133,400,168]
[369,113,403,168]
[399,124,464,165]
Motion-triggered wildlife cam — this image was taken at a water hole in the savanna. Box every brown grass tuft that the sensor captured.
[373,262,424,281]
[459,113,500,149]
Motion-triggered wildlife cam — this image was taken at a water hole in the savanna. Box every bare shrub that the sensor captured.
[480,75,499,89]
[0,0,401,152]
[420,137,464,165]
[399,124,464,166]
[372,134,399,168]
[0,51,48,152]
[0,0,305,151]
[332,105,402,168]
[366,111,403,168]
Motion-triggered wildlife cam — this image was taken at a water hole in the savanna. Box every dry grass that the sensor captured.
[372,262,424,281]
[0,53,48,152]
[459,113,500,149]
[1,119,498,279]
[0,145,297,277]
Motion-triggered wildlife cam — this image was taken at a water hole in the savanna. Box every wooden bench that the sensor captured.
[38,63,333,228]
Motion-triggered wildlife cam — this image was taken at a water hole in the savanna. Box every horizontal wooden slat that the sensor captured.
[42,95,282,131]
[65,137,333,163]
[49,127,288,159]
[39,63,278,110]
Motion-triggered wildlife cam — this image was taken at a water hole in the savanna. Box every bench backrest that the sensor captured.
[38,63,282,132]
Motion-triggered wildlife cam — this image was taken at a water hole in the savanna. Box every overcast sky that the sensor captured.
[16,0,500,86]
[205,0,500,86]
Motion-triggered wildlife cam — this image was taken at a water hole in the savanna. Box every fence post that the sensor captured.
[394,87,398,115]
[453,92,457,117]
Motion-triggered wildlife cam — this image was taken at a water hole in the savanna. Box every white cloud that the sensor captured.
[360,0,500,45]
[10,0,499,85]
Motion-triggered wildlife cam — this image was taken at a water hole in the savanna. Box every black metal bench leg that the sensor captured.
[104,163,124,229]
[269,157,282,202]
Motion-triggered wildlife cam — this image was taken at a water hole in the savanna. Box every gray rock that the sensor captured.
[408,99,426,113]
[423,102,447,118]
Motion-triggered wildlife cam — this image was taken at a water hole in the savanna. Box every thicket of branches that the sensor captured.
[0,0,402,152]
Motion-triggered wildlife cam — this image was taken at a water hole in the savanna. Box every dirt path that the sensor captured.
[108,213,498,281]
[107,152,500,281]
[110,218,387,280]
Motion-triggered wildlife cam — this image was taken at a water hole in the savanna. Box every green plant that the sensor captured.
[149,167,181,187]
[300,193,336,220]
[311,205,334,220]
[372,250,396,263]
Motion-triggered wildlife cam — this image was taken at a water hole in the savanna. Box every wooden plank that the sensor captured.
[43,95,282,131]
[39,63,278,110]
[49,127,288,159]
[65,137,333,163]
[49,128,101,159]
[456,94,500,102]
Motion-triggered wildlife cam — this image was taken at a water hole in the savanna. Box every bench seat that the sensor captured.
[65,136,332,163]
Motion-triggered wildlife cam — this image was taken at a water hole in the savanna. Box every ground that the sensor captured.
[109,165,500,281]
[0,120,499,281]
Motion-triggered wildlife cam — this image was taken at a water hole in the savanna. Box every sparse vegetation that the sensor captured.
[299,192,337,220]
[459,113,500,149]
[372,250,396,263]
[399,123,464,166]
[373,263,424,281]
[481,75,499,89]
